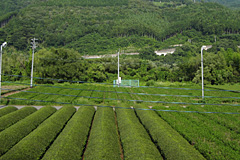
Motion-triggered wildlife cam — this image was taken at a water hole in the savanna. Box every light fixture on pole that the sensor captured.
[200,45,212,99]
[201,45,207,99]
[0,42,7,102]
[30,38,38,88]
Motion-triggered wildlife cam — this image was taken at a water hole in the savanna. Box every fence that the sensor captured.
[113,80,139,87]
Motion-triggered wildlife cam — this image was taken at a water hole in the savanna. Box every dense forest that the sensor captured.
[0,0,240,85]
[197,0,240,9]
[1,0,240,53]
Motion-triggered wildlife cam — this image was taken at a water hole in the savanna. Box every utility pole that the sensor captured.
[0,42,7,102]
[201,46,206,99]
[201,45,212,99]
[118,49,120,87]
[30,38,38,88]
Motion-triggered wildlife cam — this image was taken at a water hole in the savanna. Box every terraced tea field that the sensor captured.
[0,83,239,159]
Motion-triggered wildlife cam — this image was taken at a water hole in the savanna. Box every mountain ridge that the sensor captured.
[0,0,239,54]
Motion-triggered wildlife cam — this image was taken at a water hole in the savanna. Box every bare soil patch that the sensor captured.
[2,87,30,97]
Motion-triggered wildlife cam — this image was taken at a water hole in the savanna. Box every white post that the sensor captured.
[201,46,206,99]
[0,42,7,102]
[30,38,37,88]
[0,45,2,102]
[30,47,34,88]
[118,49,120,87]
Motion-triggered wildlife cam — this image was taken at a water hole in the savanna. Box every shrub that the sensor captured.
[116,108,162,159]
[0,107,36,132]
[42,106,95,160]
[0,106,76,160]
[134,105,205,160]
[0,106,17,117]
[83,107,121,160]
[0,107,56,156]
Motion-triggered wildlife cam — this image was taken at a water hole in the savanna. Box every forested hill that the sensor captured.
[0,0,240,54]
[196,0,240,9]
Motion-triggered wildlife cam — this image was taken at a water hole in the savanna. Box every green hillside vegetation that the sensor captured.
[197,0,240,9]
[0,0,240,85]
[2,42,240,85]
[0,0,239,52]
[152,0,240,9]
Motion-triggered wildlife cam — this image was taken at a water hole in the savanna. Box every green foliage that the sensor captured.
[42,0,128,7]
[192,50,238,85]
[84,107,121,160]
[154,105,240,159]
[146,80,155,86]
[210,39,239,52]
[0,11,17,28]
[0,0,36,16]
[116,108,162,159]
[35,47,84,83]
[2,50,29,81]
[1,0,240,53]
[134,105,205,160]
[0,0,240,85]
[0,106,17,117]
[0,106,76,160]
[139,48,158,60]
[42,106,95,160]
[0,107,36,132]
[196,0,240,9]
[0,107,56,156]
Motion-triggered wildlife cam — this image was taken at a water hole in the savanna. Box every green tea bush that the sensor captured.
[0,107,56,156]
[0,106,75,160]
[116,108,162,160]
[0,106,17,117]
[83,107,121,160]
[0,107,36,132]
[134,105,205,160]
[42,106,95,160]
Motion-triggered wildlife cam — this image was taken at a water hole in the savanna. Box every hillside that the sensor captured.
[198,0,240,9]
[0,0,240,85]
[0,0,240,54]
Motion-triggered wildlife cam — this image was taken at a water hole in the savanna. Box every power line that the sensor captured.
[2,88,240,107]
[2,85,240,99]
[2,74,240,93]
[2,97,239,115]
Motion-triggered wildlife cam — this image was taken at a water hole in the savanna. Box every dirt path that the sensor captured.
[2,88,31,97]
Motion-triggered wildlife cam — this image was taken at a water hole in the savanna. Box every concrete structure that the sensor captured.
[82,52,139,59]
[170,44,183,47]
[155,48,176,56]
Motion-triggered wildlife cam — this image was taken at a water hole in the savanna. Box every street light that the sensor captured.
[200,45,213,99]
[30,38,38,88]
[201,45,207,99]
[0,42,7,102]
[117,49,121,87]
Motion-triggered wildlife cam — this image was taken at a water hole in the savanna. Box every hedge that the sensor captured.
[0,106,76,160]
[0,106,56,156]
[0,107,37,132]
[83,107,121,160]
[42,106,95,160]
[134,106,205,160]
[116,108,162,160]
[0,106,17,117]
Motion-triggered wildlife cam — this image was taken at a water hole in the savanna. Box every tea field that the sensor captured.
[0,83,239,159]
